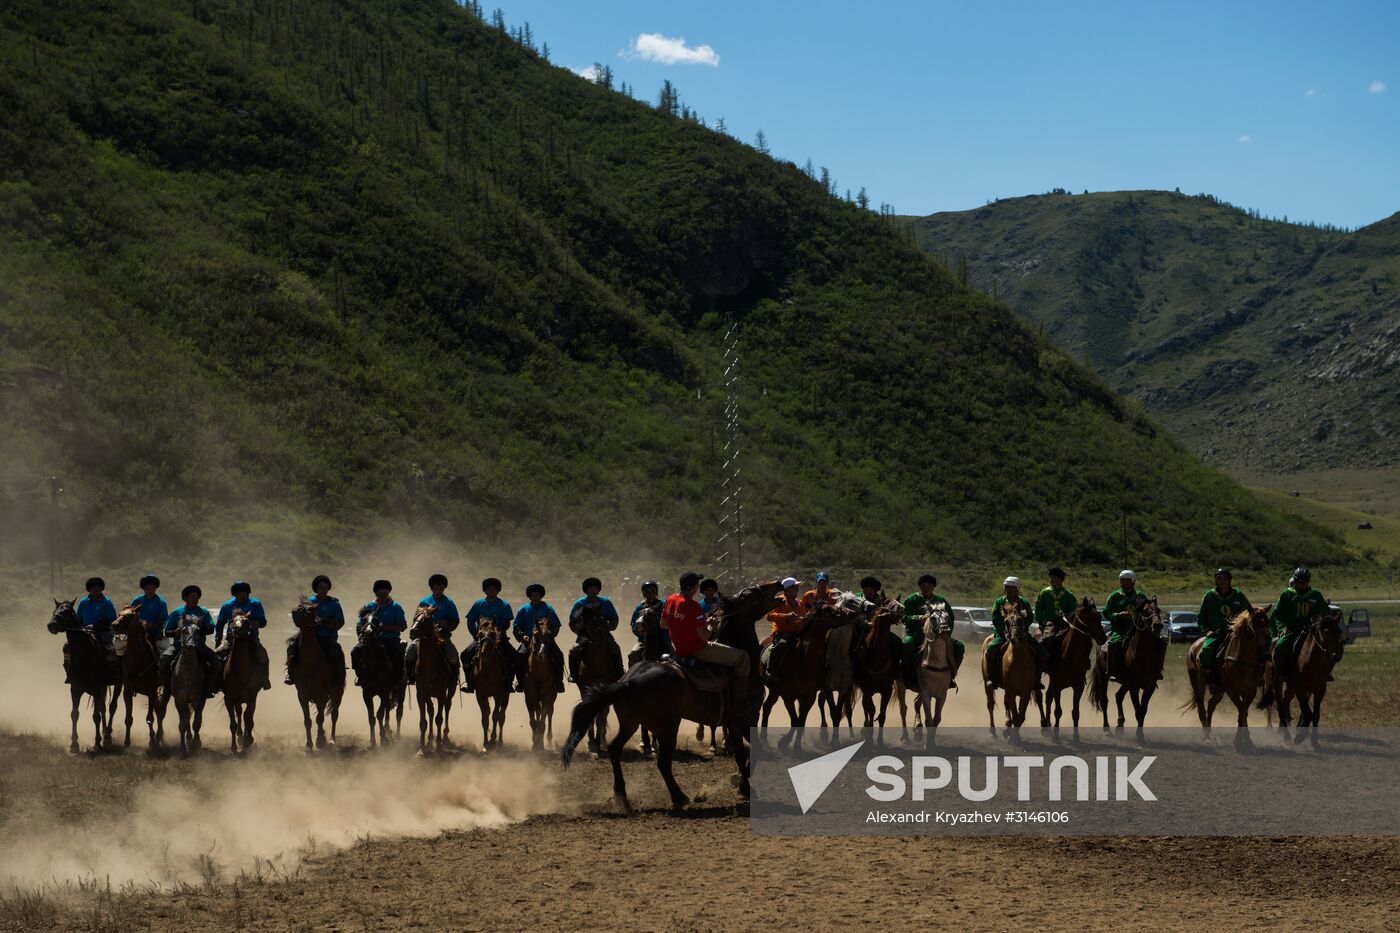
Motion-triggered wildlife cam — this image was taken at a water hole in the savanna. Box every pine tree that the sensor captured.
[819,166,831,194]
[803,158,814,178]
[754,128,769,154]
[657,80,680,117]
[541,42,550,62]
[856,187,869,210]
[715,116,727,136]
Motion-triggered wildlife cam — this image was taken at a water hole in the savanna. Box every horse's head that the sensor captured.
[1072,597,1106,643]
[721,580,784,626]
[1315,609,1345,665]
[922,602,952,641]
[1241,604,1272,649]
[1137,596,1163,635]
[226,609,253,643]
[411,605,438,642]
[533,616,556,643]
[177,616,204,649]
[48,599,78,634]
[1002,601,1028,642]
[578,602,608,636]
[476,624,499,649]
[292,599,319,631]
[113,605,142,637]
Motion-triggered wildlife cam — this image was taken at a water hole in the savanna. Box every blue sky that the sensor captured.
[493,0,1398,229]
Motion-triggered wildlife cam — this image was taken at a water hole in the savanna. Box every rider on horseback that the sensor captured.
[630,580,671,659]
[159,585,221,697]
[1034,568,1076,663]
[1197,568,1252,687]
[663,571,757,715]
[699,578,722,617]
[512,583,565,693]
[802,572,839,612]
[567,578,623,683]
[461,578,515,693]
[285,575,346,685]
[760,577,805,684]
[353,580,407,685]
[405,574,462,686]
[1270,567,1329,679]
[901,574,963,688]
[216,581,271,689]
[1103,570,1154,682]
[65,577,118,683]
[128,573,169,646]
[985,577,1040,688]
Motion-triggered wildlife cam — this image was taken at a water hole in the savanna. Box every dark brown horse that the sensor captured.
[291,600,342,751]
[47,600,119,753]
[523,619,560,751]
[221,610,265,754]
[1184,604,1271,748]
[1091,597,1164,736]
[631,604,665,757]
[853,600,902,732]
[761,604,844,733]
[410,606,455,754]
[356,604,406,748]
[1260,609,1344,747]
[1043,598,1107,736]
[472,624,509,752]
[982,602,1044,737]
[113,606,166,750]
[575,606,623,756]
[561,581,781,813]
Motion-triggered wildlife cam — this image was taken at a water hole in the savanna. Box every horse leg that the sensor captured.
[1070,683,1083,738]
[1034,687,1048,730]
[818,690,830,729]
[300,697,314,751]
[228,697,240,753]
[728,723,752,798]
[313,702,326,749]
[760,690,779,732]
[244,696,257,749]
[640,726,653,757]
[365,692,377,748]
[608,714,640,813]
[105,686,118,745]
[417,697,430,754]
[984,686,997,735]
[191,698,204,752]
[656,727,689,811]
[1114,685,1128,732]
[479,695,491,753]
[696,722,705,744]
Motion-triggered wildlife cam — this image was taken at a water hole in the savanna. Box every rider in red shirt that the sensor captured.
[661,572,754,711]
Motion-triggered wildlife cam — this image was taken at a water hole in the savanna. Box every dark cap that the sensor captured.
[641,580,659,591]
[481,577,502,592]
[700,578,719,592]
[860,575,881,590]
[581,577,602,592]
[525,582,546,598]
[1214,567,1232,579]
[1048,567,1066,579]
[85,577,105,592]
[679,572,701,590]
[1292,566,1311,583]
[311,574,332,591]
[917,573,937,587]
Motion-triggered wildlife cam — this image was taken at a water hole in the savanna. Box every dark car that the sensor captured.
[1164,611,1202,643]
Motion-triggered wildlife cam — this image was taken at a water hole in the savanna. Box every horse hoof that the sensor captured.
[614,794,633,815]
[729,772,742,788]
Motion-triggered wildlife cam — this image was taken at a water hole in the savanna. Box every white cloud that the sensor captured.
[1305,88,1318,97]
[1370,80,1387,94]
[623,33,719,66]
[574,64,603,81]
[1238,133,1252,143]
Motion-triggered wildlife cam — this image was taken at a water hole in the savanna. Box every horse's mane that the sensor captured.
[1228,609,1254,639]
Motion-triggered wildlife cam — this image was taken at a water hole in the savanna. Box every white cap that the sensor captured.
[781,576,801,589]
[1119,569,1137,581]
[1003,576,1020,588]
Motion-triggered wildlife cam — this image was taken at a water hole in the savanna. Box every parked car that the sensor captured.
[1164,611,1202,643]
[951,607,995,641]
[1341,607,1371,644]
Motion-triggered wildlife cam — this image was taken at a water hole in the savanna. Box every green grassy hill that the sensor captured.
[905,191,1400,472]
[0,1,1344,572]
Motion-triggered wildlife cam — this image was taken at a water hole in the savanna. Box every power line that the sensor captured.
[715,316,744,587]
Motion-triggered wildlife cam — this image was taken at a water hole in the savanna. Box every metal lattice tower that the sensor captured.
[715,316,745,587]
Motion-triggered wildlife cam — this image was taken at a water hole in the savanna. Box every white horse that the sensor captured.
[913,603,955,741]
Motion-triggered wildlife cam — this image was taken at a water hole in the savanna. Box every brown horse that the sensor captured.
[761,605,844,734]
[221,610,265,754]
[410,606,455,754]
[169,617,209,758]
[1183,605,1271,748]
[1043,598,1107,737]
[523,619,560,750]
[562,581,781,813]
[576,607,624,756]
[47,600,120,753]
[817,595,861,737]
[472,623,510,752]
[853,600,902,733]
[982,602,1044,737]
[113,606,166,750]
[356,604,406,748]
[1261,610,1344,747]
[1091,597,1165,736]
[291,600,342,751]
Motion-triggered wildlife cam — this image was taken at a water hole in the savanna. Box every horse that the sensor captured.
[561,581,782,813]
[853,600,902,734]
[575,605,624,756]
[523,619,560,751]
[113,605,166,750]
[631,604,665,757]
[410,606,455,753]
[761,604,844,735]
[1090,596,1164,736]
[817,592,863,737]
[913,602,955,741]
[473,623,511,752]
[291,599,342,751]
[47,599,120,753]
[220,609,265,754]
[982,601,1044,738]
[1183,604,1272,748]
[1260,609,1344,747]
[169,616,209,758]
[356,604,406,748]
[1043,597,1107,737]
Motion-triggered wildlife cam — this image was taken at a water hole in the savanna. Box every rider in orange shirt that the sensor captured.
[762,577,806,684]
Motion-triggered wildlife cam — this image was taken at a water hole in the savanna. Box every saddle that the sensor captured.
[662,656,731,692]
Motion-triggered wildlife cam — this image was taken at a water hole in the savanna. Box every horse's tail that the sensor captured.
[1088,650,1107,713]
[561,680,629,768]
[1178,682,1202,715]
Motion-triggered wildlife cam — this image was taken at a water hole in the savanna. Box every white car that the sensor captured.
[951,607,995,641]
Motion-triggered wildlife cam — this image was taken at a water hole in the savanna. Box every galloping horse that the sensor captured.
[562,581,782,813]
[912,601,955,740]
[291,600,342,751]
[523,618,560,750]
[1184,604,1271,747]
[472,624,510,752]
[47,599,119,753]
[356,604,406,748]
[982,601,1044,737]
[1261,609,1344,747]
[853,600,902,733]
[1043,598,1106,736]
[575,605,624,756]
[631,604,665,757]
[410,606,455,753]
[113,606,166,750]
[169,615,209,758]
[817,592,863,736]
[221,609,266,754]
[761,604,844,733]
[1091,597,1164,736]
